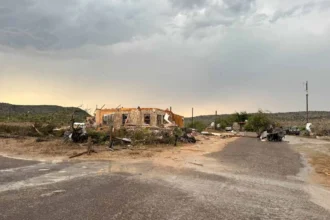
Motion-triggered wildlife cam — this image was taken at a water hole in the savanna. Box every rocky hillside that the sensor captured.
[0,103,90,125]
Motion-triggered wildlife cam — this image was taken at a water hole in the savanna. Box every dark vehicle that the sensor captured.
[286,127,300,136]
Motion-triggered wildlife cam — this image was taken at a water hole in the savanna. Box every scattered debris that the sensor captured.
[285,126,300,136]
[32,123,44,136]
[38,169,50,172]
[260,128,285,142]
[36,137,49,142]
[69,149,97,159]
[64,111,88,143]
[188,162,204,167]
[201,131,213,136]
[69,137,97,159]
[180,133,197,143]
[41,190,66,198]
[115,137,132,143]
[211,133,222,137]
[260,131,268,141]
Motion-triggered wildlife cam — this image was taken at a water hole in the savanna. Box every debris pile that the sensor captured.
[63,123,88,143]
[112,127,182,146]
[63,111,88,143]
[260,127,286,142]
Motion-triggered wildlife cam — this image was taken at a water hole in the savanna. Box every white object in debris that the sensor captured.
[211,133,222,136]
[306,123,312,132]
[123,138,131,142]
[260,131,268,141]
[164,113,172,124]
[210,122,215,127]
[74,123,85,127]
[74,123,86,134]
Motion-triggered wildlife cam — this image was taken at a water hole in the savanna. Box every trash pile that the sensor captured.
[260,127,286,142]
[62,111,89,143]
[63,122,88,143]
[112,126,197,146]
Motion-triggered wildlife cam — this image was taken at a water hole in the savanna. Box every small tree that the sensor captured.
[215,111,249,130]
[246,110,272,136]
[186,121,207,132]
[215,118,232,130]
[232,111,249,123]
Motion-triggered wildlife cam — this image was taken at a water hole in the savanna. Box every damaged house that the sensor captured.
[95,107,184,129]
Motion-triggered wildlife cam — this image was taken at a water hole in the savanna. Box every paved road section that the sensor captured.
[0,156,38,170]
[208,138,302,178]
[1,138,330,220]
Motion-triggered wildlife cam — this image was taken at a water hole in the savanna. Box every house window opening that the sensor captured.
[144,114,151,124]
[122,114,128,125]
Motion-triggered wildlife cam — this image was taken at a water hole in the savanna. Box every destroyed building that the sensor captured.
[95,107,184,129]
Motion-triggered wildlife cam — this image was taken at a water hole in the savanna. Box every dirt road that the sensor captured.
[1,137,330,219]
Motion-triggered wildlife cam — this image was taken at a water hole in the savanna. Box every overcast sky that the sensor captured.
[1,0,330,116]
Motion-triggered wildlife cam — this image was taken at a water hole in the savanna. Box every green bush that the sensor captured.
[0,124,38,136]
[231,111,249,123]
[87,129,109,144]
[38,123,56,135]
[133,129,147,141]
[215,118,233,130]
[186,121,207,132]
[245,110,272,136]
[114,127,128,138]
[244,122,254,132]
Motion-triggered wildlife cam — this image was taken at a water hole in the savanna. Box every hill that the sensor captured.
[0,103,90,125]
[184,111,330,128]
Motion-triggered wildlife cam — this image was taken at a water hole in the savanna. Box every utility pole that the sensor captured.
[215,110,217,130]
[192,108,194,128]
[306,81,309,123]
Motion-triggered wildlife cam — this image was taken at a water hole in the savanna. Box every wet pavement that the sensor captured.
[1,138,330,220]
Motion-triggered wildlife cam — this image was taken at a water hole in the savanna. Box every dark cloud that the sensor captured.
[270,1,330,23]
[0,0,162,50]
[1,0,330,114]
[169,0,208,9]
[173,0,257,38]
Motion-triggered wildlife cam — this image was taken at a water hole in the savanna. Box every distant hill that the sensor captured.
[185,111,330,128]
[0,103,90,125]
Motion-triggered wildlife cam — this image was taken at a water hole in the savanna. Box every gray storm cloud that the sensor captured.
[0,0,165,49]
[1,0,330,115]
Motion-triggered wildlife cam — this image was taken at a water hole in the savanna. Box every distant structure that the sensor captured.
[94,107,184,129]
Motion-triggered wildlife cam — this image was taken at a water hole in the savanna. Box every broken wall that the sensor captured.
[95,108,183,129]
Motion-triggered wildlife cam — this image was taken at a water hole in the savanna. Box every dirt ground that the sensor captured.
[286,136,330,188]
[0,135,238,169]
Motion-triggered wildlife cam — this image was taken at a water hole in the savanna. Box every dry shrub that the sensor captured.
[312,122,330,136]
[0,124,37,136]
[143,152,154,157]
[128,151,140,155]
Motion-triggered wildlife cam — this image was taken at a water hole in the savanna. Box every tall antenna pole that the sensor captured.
[306,81,309,123]
[192,108,194,128]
